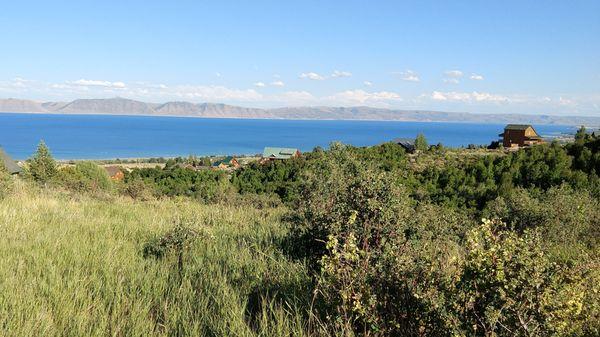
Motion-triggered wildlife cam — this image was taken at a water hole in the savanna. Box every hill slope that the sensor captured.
[1,97,598,125]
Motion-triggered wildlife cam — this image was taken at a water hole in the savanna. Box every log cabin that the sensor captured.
[212,156,241,169]
[261,147,301,162]
[499,124,544,148]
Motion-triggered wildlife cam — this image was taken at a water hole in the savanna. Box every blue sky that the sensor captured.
[1,0,599,115]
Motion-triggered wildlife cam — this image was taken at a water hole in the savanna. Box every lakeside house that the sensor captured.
[212,156,241,170]
[499,124,544,148]
[104,166,125,181]
[391,138,416,153]
[0,147,22,175]
[261,147,301,162]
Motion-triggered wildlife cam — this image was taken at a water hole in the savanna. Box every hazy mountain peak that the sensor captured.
[0,97,598,126]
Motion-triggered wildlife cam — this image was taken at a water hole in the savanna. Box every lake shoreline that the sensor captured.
[0,110,593,127]
[1,112,576,160]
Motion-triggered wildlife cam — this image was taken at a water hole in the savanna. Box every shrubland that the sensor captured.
[1,129,598,336]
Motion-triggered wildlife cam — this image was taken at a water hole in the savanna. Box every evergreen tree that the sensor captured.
[414,133,429,151]
[28,140,58,184]
[575,125,587,142]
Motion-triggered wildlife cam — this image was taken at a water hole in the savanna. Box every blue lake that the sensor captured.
[0,113,575,160]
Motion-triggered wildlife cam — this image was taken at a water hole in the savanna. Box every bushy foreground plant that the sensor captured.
[291,146,600,336]
[56,161,114,194]
[314,214,596,336]
[0,163,13,199]
[143,219,200,278]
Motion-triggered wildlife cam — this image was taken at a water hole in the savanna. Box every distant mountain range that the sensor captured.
[1,97,598,126]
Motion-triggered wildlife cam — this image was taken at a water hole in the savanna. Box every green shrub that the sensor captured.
[455,219,589,336]
[0,163,13,199]
[415,133,429,151]
[56,161,113,194]
[143,220,200,280]
[120,177,155,200]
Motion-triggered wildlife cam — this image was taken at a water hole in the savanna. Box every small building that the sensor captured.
[104,166,125,181]
[0,147,22,175]
[261,147,301,162]
[391,138,416,153]
[212,156,240,170]
[499,124,544,148]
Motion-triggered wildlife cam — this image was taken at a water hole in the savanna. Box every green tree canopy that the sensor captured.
[415,133,429,151]
[28,140,58,184]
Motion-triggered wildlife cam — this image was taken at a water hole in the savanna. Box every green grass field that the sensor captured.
[0,181,311,336]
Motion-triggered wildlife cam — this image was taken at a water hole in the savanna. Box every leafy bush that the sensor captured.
[120,177,156,201]
[143,221,200,279]
[126,166,234,203]
[415,133,429,151]
[0,163,13,199]
[483,185,600,263]
[56,161,113,194]
[286,143,412,267]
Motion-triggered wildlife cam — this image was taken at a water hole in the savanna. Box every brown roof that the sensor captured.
[505,124,534,131]
[104,166,123,176]
[0,147,22,174]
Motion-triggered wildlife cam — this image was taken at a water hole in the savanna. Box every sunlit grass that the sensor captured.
[0,181,311,336]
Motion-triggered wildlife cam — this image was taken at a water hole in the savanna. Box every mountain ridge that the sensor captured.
[1,97,598,126]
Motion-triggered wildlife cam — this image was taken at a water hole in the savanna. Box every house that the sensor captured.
[104,166,125,181]
[212,156,240,169]
[261,147,301,162]
[391,138,416,153]
[0,147,22,175]
[499,124,544,148]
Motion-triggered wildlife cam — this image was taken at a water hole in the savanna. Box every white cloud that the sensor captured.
[299,72,325,80]
[558,96,574,106]
[215,72,222,77]
[331,70,352,78]
[470,74,484,80]
[274,91,315,103]
[363,81,373,87]
[254,82,266,87]
[326,89,402,106]
[70,79,126,88]
[0,77,35,92]
[5,76,599,115]
[168,85,263,101]
[430,91,508,103]
[270,80,285,87]
[394,70,420,82]
[444,70,463,78]
[443,78,460,84]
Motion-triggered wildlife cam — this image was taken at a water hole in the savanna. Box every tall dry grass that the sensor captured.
[0,180,312,336]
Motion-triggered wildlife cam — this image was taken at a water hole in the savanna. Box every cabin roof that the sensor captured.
[0,147,22,174]
[504,124,533,131]
[391,138,416,151]
[212,156,236,166]
[262,147,299,159]
[104,166,123,176]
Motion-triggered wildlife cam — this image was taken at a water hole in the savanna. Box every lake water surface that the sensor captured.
[0,113,574,160]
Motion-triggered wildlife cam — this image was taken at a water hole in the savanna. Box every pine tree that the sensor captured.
[414,133,429,151]
[575,125,587,142]
[28,140,58,184]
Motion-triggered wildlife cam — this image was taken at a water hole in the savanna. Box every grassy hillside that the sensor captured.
[0,181,310,336]
[2,132,600,336]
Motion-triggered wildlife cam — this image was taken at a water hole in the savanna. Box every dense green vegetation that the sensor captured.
[1,129,599,336]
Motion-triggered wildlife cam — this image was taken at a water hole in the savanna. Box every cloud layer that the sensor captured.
[1,76,598,115]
